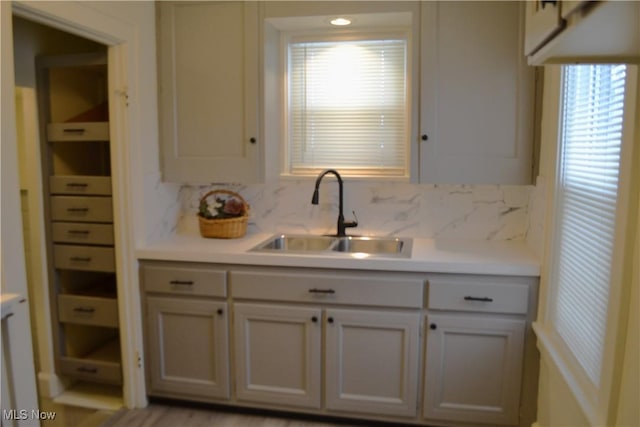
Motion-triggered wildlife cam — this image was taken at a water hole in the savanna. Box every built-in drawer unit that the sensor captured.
[47,122,110,142]
[59,338,122,385]
[427,275,530,315]
[50,175,112,196]
[50,196,113,223]
[54,244,115,272]
[141,263,227,297]
[52,222,114,245]
[230,270,425,308]
[58,294,119,327]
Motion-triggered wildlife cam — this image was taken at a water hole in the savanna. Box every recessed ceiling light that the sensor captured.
[330,17,352,26]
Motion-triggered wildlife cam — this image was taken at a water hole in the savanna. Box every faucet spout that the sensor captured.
[311,169,357,237]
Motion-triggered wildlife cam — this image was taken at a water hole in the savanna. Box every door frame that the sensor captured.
[3,1,148,407]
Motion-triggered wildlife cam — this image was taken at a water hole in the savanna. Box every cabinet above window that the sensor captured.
[158,1,536,185]
[525,0,640,65]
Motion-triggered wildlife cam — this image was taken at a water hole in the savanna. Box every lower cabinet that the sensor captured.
[146,296,230,400]
[140,262,537,427]
[233,303,420,417]
[325,309,420,417]
[424,314,525,425]
[233,303,322,408]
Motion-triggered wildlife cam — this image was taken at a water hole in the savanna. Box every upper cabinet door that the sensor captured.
[523,0,564,56]
[420,2,535,184]
[158,1,260,183]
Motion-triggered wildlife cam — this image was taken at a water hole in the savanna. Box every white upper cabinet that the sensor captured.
[525,0,640,65]
[157,1,261,183]
[523,0,565,56]
[419,1,535,184]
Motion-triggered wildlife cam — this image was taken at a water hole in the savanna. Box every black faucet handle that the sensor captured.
[344,210,358,228]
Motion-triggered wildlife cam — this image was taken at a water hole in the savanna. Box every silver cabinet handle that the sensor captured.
[464,296,494,302]
[308,288,335,294]
[169,280,194,286]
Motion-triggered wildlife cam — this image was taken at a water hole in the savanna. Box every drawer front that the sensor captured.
[60,357,122,385]
[47,122,109,141]
[50,175,112,196]
[58,295,119,327]
[230,270,425,308]
[142,263,227,297]
[54,245,115,272]
[52,223,114,245]
[51,196,113,223]
[428,277,529,314]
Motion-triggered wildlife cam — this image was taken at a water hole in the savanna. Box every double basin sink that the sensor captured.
[251,234,412,258]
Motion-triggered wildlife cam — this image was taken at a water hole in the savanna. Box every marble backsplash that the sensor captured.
[171,181,536,241]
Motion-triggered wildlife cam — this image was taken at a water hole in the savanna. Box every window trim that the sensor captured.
[279,28,414,179]
[533,65,639,426]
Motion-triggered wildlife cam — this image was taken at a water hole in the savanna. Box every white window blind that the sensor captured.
[552,64,627,386]
[287,36,408,176]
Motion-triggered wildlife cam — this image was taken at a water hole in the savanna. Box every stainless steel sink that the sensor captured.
[250,234,412,258]
[256,235,337,252]
[332,236,407,255]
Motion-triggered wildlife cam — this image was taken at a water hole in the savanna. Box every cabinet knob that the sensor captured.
[249,137,257,144]
[327,317,334,324]
[430,323,437,330]
[217,308,224,315]
[311,316,318,323]
[421,134,428,141]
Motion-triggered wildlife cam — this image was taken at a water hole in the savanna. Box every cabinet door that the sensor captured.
[234,303,321,409]
[158,1,260,183]
[420,1,534,184]
[424,313,525,425]
[146,297,230,400]
[325,309,420,417]
[524,0,564,55]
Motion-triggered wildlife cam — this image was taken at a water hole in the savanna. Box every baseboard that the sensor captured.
[37,371,66,398]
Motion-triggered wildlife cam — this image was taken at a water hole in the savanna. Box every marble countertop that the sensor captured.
[137,231,540,277]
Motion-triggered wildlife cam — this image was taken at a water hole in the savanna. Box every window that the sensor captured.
[285,33,409,177]
[545,64,630,422]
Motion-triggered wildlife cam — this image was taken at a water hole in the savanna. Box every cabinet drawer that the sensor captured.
[47,122,109,141]
[52,223,114,245]
[54,245,115,272]
[142,263,227,297]
[50,175,112,196]
[230,270,425,308]
[428,277,529,314]
[60,340,122,385]
[51,196,113,223]
[58,295,119,327]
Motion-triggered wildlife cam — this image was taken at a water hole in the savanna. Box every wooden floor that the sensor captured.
[102,404,370,427]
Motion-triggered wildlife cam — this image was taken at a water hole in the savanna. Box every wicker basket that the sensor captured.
[198,189,249,239]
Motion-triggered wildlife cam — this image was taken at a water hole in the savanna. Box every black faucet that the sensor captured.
[311,169,358,237]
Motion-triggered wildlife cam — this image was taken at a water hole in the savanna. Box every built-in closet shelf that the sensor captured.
[50,175,112,195]
[38,52,122,391]
[47,122,109,141]
[52,222,115,246]
[60,339,122,385]
[58,294,119,328]
[53,244,116,272]
[51,196,114,223]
